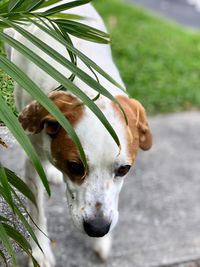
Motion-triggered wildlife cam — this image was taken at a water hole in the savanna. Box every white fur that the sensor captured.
[92,233,112,261]
[63,104,127,231]
[44,163,63,185]
[7,1,127,111]
[6,1,131,266]
[25,160,55,267]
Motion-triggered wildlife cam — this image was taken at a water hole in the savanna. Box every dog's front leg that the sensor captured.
[25,159,55,267]
[92,233,112,261]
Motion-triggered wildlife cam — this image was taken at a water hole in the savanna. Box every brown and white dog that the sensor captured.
[6,1,152,266]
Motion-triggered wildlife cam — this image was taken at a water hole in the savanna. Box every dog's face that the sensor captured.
[19,91,152,237]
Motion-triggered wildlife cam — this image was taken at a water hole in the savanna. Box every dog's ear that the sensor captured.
[129,98,152,150]
[19,91,81,135]
[115,95,152,151]
[43,117,60,137]
[18,99,47,134]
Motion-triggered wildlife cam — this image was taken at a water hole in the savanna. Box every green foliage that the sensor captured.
[2,0,200,263]
[2,0,200,115]
[95,0,200,113]
[0,40,17,122]
[0,0,123,169]
[0,93,51,195]
[0,0,125,265]
[0,164,39,266]
[0,71,17,121]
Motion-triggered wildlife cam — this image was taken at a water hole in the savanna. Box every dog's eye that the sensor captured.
[115,165,131,177]
[66,160,85,176]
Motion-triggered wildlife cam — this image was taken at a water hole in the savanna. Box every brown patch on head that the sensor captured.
[95,202,102,210]
[19,91,86,184]
[113,95,152,162]
[50,128,86,184]
[19,91,83,133]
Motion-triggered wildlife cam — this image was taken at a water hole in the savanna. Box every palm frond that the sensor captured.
[0,1,126,265]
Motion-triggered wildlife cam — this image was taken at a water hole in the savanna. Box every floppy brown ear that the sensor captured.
[18,91,82,135]
[18,100,47,134]
[43,117,60,137]
[129,99,152,150]
[115,95,152,151]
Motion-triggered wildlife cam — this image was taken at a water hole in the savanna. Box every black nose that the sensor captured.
[83,218,111,237]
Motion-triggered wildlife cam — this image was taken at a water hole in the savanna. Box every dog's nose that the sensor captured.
[83,218,111,237]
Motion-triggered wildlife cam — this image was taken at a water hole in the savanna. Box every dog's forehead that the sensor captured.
[74,100,129,166]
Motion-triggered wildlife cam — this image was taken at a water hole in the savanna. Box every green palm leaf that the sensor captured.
[3,223,31,251]
[0,1,127,265]
[42,0,91,16]
[27,17,126,92]
[0,164,14,212]
[55,19,110,43]
[0,249,8,267]
[5,168,37,207]
[0,95,50,195]
[0,55,88,168]
[3,20,127,123]
[2,223,40,267]
[11,191,43,252]
[39,0,64,9]
[0,183,42,254]
[8,0,25,12]
[0,223,16,267]
[11,188,46,249]
[25,0,45,12]
[0,32,121,149]
[0,216,9,223]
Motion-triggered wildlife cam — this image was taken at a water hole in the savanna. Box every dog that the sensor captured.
[6,1,152,266]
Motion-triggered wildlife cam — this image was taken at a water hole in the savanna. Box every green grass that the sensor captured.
[94,0,200,113]
[1,0,200,114]
[0,41,17,122]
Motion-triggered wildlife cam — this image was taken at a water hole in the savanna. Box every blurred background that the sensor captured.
[1,0,200,267]
[1,0,200,116]
[94,0,200,114]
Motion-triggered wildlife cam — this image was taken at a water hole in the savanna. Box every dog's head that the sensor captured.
[19,91,152,237]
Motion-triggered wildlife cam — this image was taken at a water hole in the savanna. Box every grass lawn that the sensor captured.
[94,0,200,113]
[1,0,200,114]
[0,40,17,120]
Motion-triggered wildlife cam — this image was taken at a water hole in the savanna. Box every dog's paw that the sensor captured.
[92,233,112,261]
[29,244,56,267]
[46,164,63,185]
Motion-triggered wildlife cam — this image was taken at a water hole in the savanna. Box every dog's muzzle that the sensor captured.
[83,215,111,237]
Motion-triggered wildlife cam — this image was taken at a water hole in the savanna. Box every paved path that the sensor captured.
[128,0,200,29]
[1,112,200,267]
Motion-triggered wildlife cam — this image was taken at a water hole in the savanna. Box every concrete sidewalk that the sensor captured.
[1,112,200,267]
[129,0,200,29]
